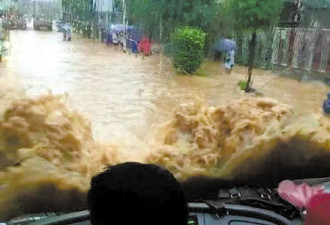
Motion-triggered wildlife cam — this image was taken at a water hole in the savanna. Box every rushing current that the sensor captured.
[0,29,329,220]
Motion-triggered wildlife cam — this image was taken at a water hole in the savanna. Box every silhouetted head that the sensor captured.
[88,162,188,225]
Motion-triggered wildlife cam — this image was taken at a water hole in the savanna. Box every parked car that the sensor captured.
[18,18,27,30]
[33,17,52,31]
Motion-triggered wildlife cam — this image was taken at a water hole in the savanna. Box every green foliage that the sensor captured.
[62,0,91,20]
[126,0,219,43]
[225,0,284,32]
[171,27,206,74]
[224,0,284,92]
[238,80,247,90]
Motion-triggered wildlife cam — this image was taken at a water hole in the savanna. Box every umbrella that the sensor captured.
[109,24,141,41]
[111,24,127,33]
[61,24,70,31]
[215,39,236,52]
[128,26,141,41]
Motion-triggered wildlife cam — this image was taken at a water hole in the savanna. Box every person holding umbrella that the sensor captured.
[215,38,236,73]
[62,24,72,41]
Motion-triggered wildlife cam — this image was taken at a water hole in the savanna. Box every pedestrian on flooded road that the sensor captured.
[224,49,235,73]
[216,38,236,74]
[106,31,113,46]
[138,37,151,59]
[62,24,72,41]
[67,28,72,41]
[131,39,139,56]
[323,92,330,114]
[112,32,119,45]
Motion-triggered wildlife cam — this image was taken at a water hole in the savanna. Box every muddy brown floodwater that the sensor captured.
[0,30,329,220]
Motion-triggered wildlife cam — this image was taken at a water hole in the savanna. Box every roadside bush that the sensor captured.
[170,27,206,74]
[238,80,247,90]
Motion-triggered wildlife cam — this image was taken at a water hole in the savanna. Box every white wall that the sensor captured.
[94,0,113,13]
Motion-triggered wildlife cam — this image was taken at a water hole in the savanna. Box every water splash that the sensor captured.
[0,93,329,220]
[147,97,330,182]
[0,94,118,219]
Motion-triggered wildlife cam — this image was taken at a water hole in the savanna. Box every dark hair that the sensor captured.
[87,162,188,225]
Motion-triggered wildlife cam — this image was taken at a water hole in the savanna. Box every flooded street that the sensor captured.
[1,30,236,146]
[1,29,328,146]
[1,28,330,220]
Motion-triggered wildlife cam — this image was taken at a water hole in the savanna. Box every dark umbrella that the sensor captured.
[108,24,124,33]
[215,39,236,52]
[129,26,141,42]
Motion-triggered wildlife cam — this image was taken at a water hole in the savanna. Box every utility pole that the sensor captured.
[122,0,126,26]
[287,0,302,67]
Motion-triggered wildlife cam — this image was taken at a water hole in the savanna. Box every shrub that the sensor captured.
[238,80,247,90]
[170,27,206,74]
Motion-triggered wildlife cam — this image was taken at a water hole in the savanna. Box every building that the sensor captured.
[0,0,17,15]
[272,0,330,77]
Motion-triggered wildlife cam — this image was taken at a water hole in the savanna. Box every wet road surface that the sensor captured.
[0,29,328,149]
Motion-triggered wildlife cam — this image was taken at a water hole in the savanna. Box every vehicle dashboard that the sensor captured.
[5,203,303,225]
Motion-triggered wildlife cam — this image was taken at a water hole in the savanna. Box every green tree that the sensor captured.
[225,0,284,92]
[62,0,95,20]
[171,27,206,74]
[126,0,219,43]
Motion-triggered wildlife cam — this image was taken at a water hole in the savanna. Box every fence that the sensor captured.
[234,27,330,81]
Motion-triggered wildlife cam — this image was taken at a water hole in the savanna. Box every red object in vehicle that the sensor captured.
[138,37,151,56]
[305,193,330,225]
[278,180,325,210]
[278,180,330,225]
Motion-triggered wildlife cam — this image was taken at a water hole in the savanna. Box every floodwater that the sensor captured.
[0,29,330,219]
[1,30,328,143]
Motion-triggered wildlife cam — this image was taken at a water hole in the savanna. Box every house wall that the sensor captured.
[272,27,330,74]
